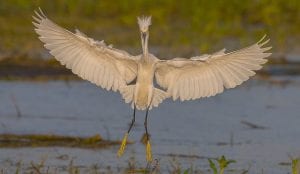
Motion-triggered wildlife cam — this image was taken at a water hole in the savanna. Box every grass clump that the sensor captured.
[0,134,119,148]
[2,155,300,174]
[208,156,236,174]
[292,158,299,174]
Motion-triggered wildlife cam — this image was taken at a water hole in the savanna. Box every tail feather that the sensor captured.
[120,85,135,104]
[150,88,169,109]
[120,85,169,110]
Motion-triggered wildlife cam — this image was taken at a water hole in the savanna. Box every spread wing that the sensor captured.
[33,9,138,92]
[155,36,271,101]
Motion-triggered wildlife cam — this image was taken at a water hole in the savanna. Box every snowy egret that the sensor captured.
[33,8,271,162]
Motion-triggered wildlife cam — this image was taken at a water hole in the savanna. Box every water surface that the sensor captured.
[0,77,299,173]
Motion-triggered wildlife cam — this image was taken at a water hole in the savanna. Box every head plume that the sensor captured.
[137,16,151,32]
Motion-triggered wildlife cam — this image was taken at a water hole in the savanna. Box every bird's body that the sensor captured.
[33,8,271,162]
[135,57,156,110]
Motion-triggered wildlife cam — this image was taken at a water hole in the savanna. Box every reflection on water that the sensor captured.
[0,78,300,173]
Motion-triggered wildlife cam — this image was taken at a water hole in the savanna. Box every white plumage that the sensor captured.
[33,10,271,109]
[33,9,137,93]
[155,37,271,101]
[33,8,271,161]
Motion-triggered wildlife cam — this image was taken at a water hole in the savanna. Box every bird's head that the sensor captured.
[138,16,151,56]
[137,16,151,34]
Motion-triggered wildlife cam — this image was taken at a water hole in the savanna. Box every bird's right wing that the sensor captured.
[33,9,138,92]
[155,36,271,101]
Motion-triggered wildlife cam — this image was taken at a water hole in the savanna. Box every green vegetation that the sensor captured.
[0,56,78,80]
[0,134,120,148]
[4,156,299,173]
[292,158,299,174]
[208,156,236,174]
[0,0,299,59]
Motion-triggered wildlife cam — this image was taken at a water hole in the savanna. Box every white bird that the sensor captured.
[33,8,271,162]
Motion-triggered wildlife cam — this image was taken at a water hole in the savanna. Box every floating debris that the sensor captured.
[241,120,269,130]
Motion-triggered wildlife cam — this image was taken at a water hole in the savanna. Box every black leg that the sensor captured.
[127,105,136,133]
[118,105,136,157]
[144,107,150,140]
[144,107,152,162]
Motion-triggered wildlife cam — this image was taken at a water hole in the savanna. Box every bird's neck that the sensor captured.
[141,32,149,59]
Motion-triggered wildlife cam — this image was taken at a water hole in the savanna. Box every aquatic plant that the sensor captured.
[208,156,236,174]
[292,158,299,174]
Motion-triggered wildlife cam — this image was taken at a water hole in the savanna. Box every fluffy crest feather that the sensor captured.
[137,16,151,32]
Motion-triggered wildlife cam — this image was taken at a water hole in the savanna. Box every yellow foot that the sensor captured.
[117,133,128,157]
[146,140,152,162]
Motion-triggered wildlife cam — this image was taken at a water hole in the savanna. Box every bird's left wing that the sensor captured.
[155,36,271,101]
[33,9,138,92]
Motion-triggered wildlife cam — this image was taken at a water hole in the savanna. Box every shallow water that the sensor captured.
[0,77,300,173]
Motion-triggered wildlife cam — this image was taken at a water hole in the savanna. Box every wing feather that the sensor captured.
[155,36,271,101]
[33,9,138,92]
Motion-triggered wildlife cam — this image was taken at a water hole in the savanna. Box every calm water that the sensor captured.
[0,77,300,173]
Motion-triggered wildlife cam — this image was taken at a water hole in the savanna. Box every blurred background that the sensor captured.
[1,0,300,58]
[1,0,300,79]
[0,0,300,173]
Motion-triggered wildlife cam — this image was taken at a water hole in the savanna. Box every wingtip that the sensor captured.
[258,34,267,43]
[32,21,40,28]
[38,7,46,18]
[33,7,47,20]
[257,34,269,45]
[261,39,270,47]
[257,34,272,53]
[32,15,41,23]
